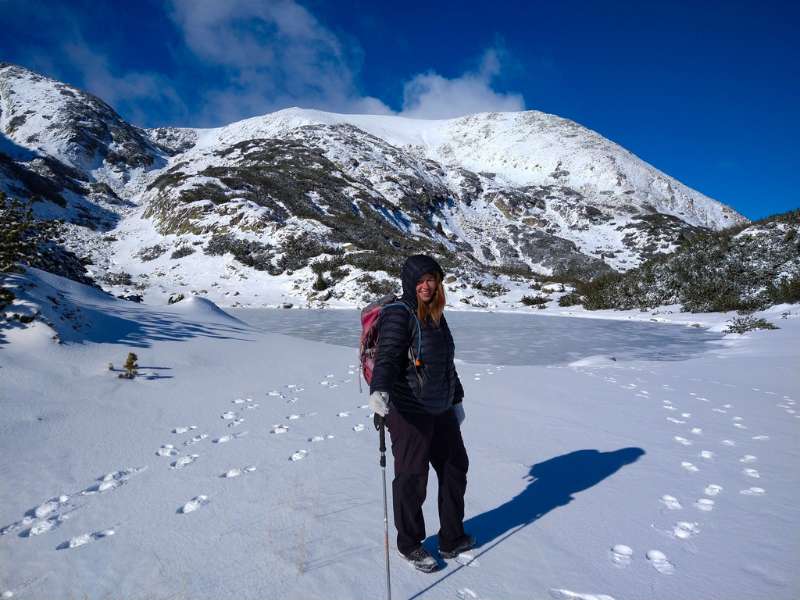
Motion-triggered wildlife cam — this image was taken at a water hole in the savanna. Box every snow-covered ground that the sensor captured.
[1,268,798,600]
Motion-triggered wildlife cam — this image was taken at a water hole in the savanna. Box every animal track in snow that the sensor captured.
[57,528,114,550]
[455,552,480,567]
[742,468,760,478]
[221,466,256,478]
[646,550,675,574]
[694,498,714,512]
[184,433,208,445]
[704,484,723,496]
[83,467,146,495]
[610,544,633,568]
[290,450,308,462]
[549,590,616,600]
[660,495,682,510]
[213,432,247,444]
[172,426,197,434]
[170,455,199,469]
[681,462,699,473]
[740,487,766,496]
[179,495,209,514]
[156,444,179,457]
[672,521,700,539]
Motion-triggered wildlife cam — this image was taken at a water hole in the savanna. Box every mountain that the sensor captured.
[0,62,748,309]
[569,209,800,313]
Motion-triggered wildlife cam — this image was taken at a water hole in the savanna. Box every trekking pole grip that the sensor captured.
[375,414,387,466]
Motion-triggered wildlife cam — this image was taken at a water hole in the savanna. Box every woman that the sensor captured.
[369,254,474,572]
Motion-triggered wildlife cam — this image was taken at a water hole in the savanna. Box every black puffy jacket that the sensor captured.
[369,255,464,415]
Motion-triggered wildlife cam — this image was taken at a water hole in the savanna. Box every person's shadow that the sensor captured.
[414,447,645,599]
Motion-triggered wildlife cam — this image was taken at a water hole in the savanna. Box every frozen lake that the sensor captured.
[231,309,724,366]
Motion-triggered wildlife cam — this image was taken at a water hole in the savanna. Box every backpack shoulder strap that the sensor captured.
[382,299,421,362]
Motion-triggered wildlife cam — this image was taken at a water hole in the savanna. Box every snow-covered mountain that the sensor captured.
[0,63,748,308]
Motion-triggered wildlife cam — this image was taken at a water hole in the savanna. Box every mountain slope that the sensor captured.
[0,63,750,308]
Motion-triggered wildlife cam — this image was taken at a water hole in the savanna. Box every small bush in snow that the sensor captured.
[474,281,509,298]
[521,295,548,306]
[724,316,779,334]
[170,246,195,260]
[120,352,138,379]
[559,292,583,307]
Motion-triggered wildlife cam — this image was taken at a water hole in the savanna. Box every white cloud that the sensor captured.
[399,48,525,119]
[167,0,391,124]
[63,42,187,125]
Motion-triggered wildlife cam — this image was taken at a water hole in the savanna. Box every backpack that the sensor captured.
[359,294,422,393]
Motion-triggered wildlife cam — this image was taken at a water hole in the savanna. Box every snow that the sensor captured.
[1,269,798,599]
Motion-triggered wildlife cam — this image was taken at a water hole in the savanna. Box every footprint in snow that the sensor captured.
[232,398,246,404]
[739,455,757,463]
[221,466,256,478]
[704,484,723,496]
[740,487,766,496]
[610,544,633,568]
[271,424,289,434]
[673,436,692,446]
[156,444,179,457]
[267,390,285,398]
[184,433,208,446]
[713,408,728,414]
[752,435,769,441]
[221,411,237,420]
[690,427,703,435]
[549,589,617,600]
[660,495,682,510]
[57,528,114,550]
[681,462,699,473]
[456,588,480,600]
[309,435,335,442]
[337,411,350,417]
[742,468,760,478]
[172,426,197,434]
[213,432,247,444]
[698,450,714,461]
[721,439,736,446]
[695,498,714,512]
[82,467,147,495]
[228,418,245,427]
[22,513,71,537]
[733,423,748,430]
[672,521,700,539]
[179,495,209,514]
[170,455,199,469]
[666,417,686,424]
[244,403,260,410]
[353,424,365,432]
[646,549,675,574]
[290,450,308,462]
[454,552,480,567]
[287,414,301,420]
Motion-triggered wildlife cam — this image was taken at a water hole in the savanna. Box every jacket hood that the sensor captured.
[400,254,445,308]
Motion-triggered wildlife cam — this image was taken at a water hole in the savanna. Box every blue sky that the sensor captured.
[2,0,797,220]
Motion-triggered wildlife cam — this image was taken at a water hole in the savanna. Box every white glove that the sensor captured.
[453,403,465,425]
[369,391,390,417]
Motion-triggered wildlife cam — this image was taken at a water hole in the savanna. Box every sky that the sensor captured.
[1,0,798,220]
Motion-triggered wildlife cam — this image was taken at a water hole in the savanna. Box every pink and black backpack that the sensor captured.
[358,294,422,392]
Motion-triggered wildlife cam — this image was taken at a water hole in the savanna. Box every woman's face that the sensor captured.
[416,273,437,303]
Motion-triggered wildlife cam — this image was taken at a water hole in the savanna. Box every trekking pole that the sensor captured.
[375,414,392,600]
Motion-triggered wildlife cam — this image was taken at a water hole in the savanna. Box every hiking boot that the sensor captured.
[399,546,439,573]
[439,533,476,559]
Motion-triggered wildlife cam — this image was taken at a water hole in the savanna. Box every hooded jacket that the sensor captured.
[369,255,464,414]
